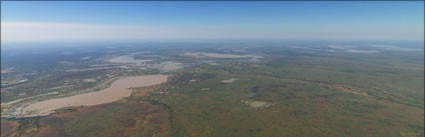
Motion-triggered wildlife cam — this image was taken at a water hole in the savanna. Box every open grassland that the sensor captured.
[151,63,423,137]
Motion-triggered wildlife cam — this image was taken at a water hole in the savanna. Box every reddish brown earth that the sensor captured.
[35,100,172,137]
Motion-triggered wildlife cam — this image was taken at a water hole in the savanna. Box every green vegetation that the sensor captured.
[149,61,423,137]
[1,41,423,137]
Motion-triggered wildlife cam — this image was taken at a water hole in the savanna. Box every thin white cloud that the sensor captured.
[1,22,424,42]
[1,22,195,41]
[1,22,293,42]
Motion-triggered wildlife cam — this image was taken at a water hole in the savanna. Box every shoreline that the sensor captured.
[2,75,169,118]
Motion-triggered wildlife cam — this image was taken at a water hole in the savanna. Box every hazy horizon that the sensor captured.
[1,1,424,42]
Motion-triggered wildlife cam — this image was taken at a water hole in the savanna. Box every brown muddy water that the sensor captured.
[11,75,168,117]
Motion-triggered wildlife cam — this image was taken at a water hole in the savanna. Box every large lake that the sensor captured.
[15,75,168,117]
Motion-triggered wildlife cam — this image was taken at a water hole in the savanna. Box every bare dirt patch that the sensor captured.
[242,100,274,109]
[328,84,370,97]
[221,78,239,83]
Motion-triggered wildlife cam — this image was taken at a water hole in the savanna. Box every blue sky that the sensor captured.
[1,1,424,42]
